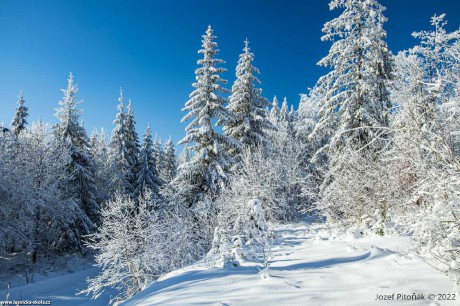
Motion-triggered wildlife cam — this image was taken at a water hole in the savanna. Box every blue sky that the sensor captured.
[1,0,459,145]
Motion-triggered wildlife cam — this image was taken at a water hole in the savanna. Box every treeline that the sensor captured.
[0,76,177,262]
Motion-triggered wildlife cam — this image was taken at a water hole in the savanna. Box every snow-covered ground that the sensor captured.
[1,222,457,306]
[122,222,459,306]
[0,257,116,306]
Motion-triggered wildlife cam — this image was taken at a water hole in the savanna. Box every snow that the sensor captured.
[121,221,458,306]
[0,260,117,306]
[0,221,457,305]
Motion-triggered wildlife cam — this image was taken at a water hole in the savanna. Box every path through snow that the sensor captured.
[122,222,458,306]
[1,222,457,305]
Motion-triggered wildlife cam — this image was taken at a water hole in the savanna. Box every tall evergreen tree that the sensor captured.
[277,97,295,140]
[311,0,394,224]
[311,0,394,154]
[280,97,290,125]
[161,137,177,184]
[124,100,141,194]
[153,135,163,181]
[296,93,324,172]
[224,39,272,158]
[53,73,99,224]
[175,25,234,204]
[90,128,112,205]
[178,144,191,166]
[135,126,161,198]
[289,104,296,123]
[269,96,280,126]
[11,91,29,136]
[109,88,132,194]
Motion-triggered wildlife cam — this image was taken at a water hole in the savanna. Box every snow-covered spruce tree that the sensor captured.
[312,0,394,225]
[161,137,177,184]
[83,191,165,303]
[296,92,324,172]
[153,134,163,181]
[224,39,272,162]
[289,104,296,123]
[178,143,191,166]
[269,96,280,126]
[265,96,279,152]
[109,89,133,195]
[125,100,141,195]
[10,91,28,136]
[89,128,112,205]
[134,126,161,199]
[53,73,99,225]
[279,97,294,136]
[175,25,233,205]
[164,26,234,262]
[227,198,272,273]
[312,0,394,153]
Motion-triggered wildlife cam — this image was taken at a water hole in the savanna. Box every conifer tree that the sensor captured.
[153,135,163,181]
[89,128,111,204]
[280,97,290,125]
[11,91,28,136]
[124,100,141,194]
[135,126,161,198]
[311,0,394,154]
[109,89,132,194]
[53,73,99,223]
[224,39,272,158]
[161,137,177,184]
[289,104,296,123]
[178,144,191,166]
[277,97,295,142]
[311,0,394,224]
[269,96,280,126]
[175,25,234,204]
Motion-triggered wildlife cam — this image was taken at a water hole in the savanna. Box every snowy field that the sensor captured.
[121,222,458,306]
[0,221,457,306]
[0,257,116,306]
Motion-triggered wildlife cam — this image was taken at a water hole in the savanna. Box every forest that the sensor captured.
[0,0,459,304]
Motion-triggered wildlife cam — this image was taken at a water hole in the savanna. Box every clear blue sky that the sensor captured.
[1,0,459,145]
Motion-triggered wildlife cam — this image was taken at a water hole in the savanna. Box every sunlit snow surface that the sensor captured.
[1,222,457,306]
[0,262,116,306]
[122,222,458,306]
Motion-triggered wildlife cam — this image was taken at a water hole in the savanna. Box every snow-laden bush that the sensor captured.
[83,186,218,303]
[83,191,165,303]
[389,38,460,278]
[210,149,283,267]
[410,168,460,280]
[318,149,397,235]
[211,196,272,269]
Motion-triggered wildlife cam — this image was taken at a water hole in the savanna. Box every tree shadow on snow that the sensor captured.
[270,252,371,271]
[123,252,373,305]
[122,265,259,305]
